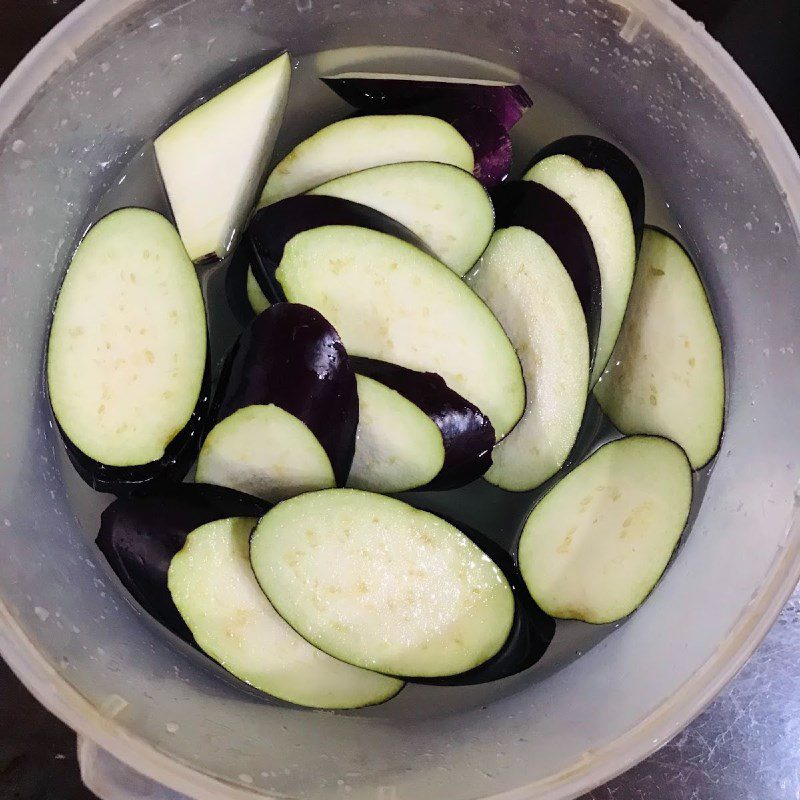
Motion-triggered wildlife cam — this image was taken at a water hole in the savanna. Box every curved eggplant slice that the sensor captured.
[528,135,645,255]
[351,357,494,491]
[210,302,358,488]
[322,72,533,130]
[247,194,430,303]
[96,483,270,639]
[413,521,554,686]
[492,181,602,366]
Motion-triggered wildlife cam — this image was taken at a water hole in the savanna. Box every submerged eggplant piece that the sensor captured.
[96,483,270,639]
[351,357,495,491]
[529,135,645,254]
[250,490,515,678]
[415,521,554,686]
[322,72,533,129]
[47,208,209,495]
[247,194,430,303]
[492,181,602,365]
[197,303,358,498]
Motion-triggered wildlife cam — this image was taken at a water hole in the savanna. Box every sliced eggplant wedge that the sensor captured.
[524,136,644,385]
[168,517,404,709]
[47,208,209,494]
[250,489,515,678]
[197,303,358,500]
[518,436,692,624]
[347,375,446,494]
[259,114,473,205]
[247,194,429,303]
[352,357,494,490]
[96,483,270,639]
[322,72,533,129]
[467,227,589,491]
[595,228,724,468]
[276,225,525,439]
[246,266,270,314]
[309,162,494,276]
[155,53,291,263]
[492,181,601,365]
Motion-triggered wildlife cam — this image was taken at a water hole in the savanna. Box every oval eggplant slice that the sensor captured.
[531,135,645,253]
[467,227,589,492]
[259,114,473,206]
[347,375,446,494]
[250,489,515,678]
[96,483,270,639]
[321,72,533,130]
[309,162,494,276]
[198,303,357,499]
[247,194,430,303]
[414,521,554,686]
[168,517,403,709]
[518,436,692,624]
[351,357,495,490]
[276,225,525,440]
[47,208,209,494]
[594,228,724,468]
[524,136,643,385]
[492,181,601,366]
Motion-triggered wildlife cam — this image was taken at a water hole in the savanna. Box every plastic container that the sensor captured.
[0,0,798,798]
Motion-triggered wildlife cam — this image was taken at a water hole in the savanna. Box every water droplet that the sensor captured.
[34,606,50,622]
[239,774,254,785]
[171,53,183,63]
[11,139,26,154]
[166,722,180,733]
[112,87,122,98]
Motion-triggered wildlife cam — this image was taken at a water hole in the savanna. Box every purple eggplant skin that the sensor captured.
[247,195,431,303]
[492,181,602,368]
[321,74,533,130]
[96,483,271,640]
[411,521,555,686]
[443,103,512,188]
[56,362,212,497]
[351,356,495,491]
[215,302,358,486]
[528,135,646,255]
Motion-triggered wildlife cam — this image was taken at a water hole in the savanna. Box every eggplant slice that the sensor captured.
[524,136,643,385]
[321,72,532,129]
[197,303,357,500]
[259,114,473,205]
[352,357,494,491]
[96,483,270,639]
[48,208,209,494]
[492,181,601,366]
[518,436,692,624]
[250,489,515,678]
[275,225,525,440]
[467,227,589,492]
[594,228,724,468]
[168,516,404,709]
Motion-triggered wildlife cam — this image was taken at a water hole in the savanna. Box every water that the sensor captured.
[58,45,712,719]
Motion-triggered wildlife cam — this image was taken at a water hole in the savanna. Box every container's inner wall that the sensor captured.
[0,1,798,798]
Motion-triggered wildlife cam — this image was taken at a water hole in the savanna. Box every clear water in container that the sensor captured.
[55,45,715,718]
